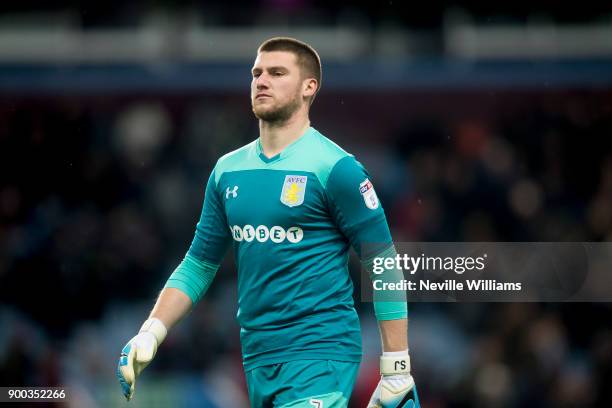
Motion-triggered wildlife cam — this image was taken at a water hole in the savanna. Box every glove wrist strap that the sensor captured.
[139,318,167,344]
[380,352,411,375]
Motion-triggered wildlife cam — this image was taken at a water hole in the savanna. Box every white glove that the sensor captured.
[116,318,167,401]
[367,350,419,408]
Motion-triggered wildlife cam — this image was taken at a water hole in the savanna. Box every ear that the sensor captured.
[302,78,318,98]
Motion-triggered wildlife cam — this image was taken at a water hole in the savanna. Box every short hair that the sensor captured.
[257,37,322,101]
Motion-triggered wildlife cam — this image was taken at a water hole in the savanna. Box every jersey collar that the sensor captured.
[256,127,314,164]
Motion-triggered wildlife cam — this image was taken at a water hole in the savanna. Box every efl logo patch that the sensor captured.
[280,175,308,207]
[359,178,379,210]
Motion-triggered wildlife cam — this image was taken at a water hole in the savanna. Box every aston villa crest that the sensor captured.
[280,175,308,207]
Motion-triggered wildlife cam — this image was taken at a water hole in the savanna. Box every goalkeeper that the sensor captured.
[117,37,419,408]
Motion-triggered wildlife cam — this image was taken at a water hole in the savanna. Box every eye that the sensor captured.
[273,71,284,76]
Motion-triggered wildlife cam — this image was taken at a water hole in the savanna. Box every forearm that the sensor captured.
[149,287,193,330]
[378,318,408,352]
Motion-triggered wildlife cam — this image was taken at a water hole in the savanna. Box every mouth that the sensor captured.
[255,94,272,100]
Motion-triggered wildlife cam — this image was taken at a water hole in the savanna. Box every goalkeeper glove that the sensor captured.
[116,318,167,401]
[367,350,420,408]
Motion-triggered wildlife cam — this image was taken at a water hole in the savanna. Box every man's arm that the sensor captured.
[116,168,231,401]
[326,155,419,407]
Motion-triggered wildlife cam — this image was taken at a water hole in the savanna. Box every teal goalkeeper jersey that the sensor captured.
[184,127,398,370]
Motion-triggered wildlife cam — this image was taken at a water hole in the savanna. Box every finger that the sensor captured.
[116,363,132,400]
[118,343,136,400]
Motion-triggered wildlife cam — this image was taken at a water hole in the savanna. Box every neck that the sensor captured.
[259,110,311,158]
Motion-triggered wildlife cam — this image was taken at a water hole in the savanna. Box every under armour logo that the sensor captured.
[226,186,239,199]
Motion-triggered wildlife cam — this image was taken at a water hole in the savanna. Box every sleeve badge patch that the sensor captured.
[359,178,379,210]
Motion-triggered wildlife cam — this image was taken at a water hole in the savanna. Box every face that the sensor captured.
[251,51,313,123]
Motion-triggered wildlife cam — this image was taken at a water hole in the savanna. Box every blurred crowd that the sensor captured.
[1,88,611,407]
[2,1,610,28]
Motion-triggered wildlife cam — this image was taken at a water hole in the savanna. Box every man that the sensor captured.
[116,37,419,408]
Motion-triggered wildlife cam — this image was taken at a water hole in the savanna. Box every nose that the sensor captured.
[255,73,269,89]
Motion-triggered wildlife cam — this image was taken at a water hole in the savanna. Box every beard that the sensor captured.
[252,91,302,124]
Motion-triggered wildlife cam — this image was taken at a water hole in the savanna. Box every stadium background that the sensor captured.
[1,1,612,407]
